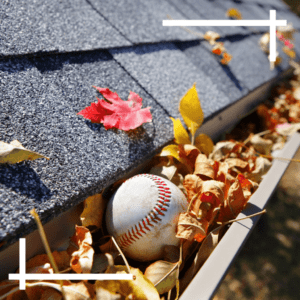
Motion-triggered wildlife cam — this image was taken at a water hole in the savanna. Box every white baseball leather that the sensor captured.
[105,174,188,261]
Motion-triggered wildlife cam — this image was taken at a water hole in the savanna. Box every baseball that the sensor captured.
[105,174,188,261]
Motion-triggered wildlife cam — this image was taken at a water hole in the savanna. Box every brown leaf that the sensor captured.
[176,213,208,242]
[218,178,247,222]
[245,156,272,183]
[150,162,177,181]
[225,158,249,171]
[69,225,94,274]
[80,193,106,229]
[144,260,178,295]
[209,141,240,161]
[249,134,273,155]
[183,174,202,213]
[26,281,94,300]
[96,266,160,300]
[200,180,225,206]
[25,251,70,272]
[204,31,220,45]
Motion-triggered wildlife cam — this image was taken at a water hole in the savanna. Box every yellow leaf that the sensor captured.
[170,117,191,145]
[226,8,242,20]
[96,266,160,300]
[179,84,204,137]
[282,46,296,59]
[80,193,105,229]
[0,140,49,164]
[194,134,214,156]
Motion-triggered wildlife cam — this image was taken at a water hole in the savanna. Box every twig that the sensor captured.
[30,209,66,300]
[221,209,267,226]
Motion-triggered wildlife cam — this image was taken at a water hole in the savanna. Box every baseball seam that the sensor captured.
[117,174,172,249]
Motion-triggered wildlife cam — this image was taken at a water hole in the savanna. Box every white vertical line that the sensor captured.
[19,238,26,290]
[269,10,277,62]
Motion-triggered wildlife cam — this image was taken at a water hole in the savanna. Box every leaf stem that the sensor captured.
[111,236,132,276]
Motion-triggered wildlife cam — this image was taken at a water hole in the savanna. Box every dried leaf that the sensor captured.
[218,178,247,222]
[201,180,225,206]
[226,8,242,20]
[179,84,204,137]
[170,117,190,145]
[96,266,160,300]
[183,174,203,203]
[0,140,49,164]
[212,42,225,55]
[209,141,240,161]
[144,260,178,295]
[160,145,192,173]
[77,87,152,131]
[26,281,94,300]
[282,46,296,58]
[204,31,220,45]
[194,160,215,180]
[277,23,295,41]
[249,134,273,155]
[150,163,177,181]
[70,226,94,274]
[25,251,70,272]
[275,122,300,136]
[80,193,105,229]
[194,133,214,156]
[176,212,208,242]
[245,156,272,183]
[220,52,232,65]
[259,33,270,53]
[91,253,118,274]
[95,286,122,300]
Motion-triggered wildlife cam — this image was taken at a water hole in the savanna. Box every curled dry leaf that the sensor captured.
[0,140,49,164]
[249,134,273,155]
[144,260,178,295]
[220,52,232,65]
[259,32,270,53]
[245,156,272,183]
[80,193,106,229]
[69,225,94,274]
[176,212,208,242]
[217,178,247,222]
[150,163,177,181]
[275,122,300,136]
[96,266,160,300]
[194,161,215,180]
[183,174,202,203]
[179,83,204,137]
[226,8,242,19]
[200,180,225,207]
[212,42,225,55]
[204,31,220,45]
[209,141,240,161]
[24,251,70,272]
[91,252,118,274]
[26,281,95,300]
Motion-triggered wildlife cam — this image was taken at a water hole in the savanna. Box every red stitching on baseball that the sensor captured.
[117,174,174,249]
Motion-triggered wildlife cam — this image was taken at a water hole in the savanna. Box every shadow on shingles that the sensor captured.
[31,50,113,73]
[0,163,52,203]
[110,42,179,56]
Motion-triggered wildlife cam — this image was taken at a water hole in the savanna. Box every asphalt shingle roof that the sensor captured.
[1,0,300,255]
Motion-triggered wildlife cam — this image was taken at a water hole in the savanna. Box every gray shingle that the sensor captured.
[87,0,199,44]
[0,0,131,57]
[0,51,172,248]
[110,43,232,121]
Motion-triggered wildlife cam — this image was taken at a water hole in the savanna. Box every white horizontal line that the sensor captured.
[163,20,287,27]
[9,273,134,280]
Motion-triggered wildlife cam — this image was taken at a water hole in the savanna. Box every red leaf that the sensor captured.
[77,87,152,131]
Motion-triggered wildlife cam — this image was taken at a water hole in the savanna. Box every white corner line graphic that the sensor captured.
[163,10,287,62]
[8,238,134,290]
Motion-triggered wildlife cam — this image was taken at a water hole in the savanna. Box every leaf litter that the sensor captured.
[3,15,300,298]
